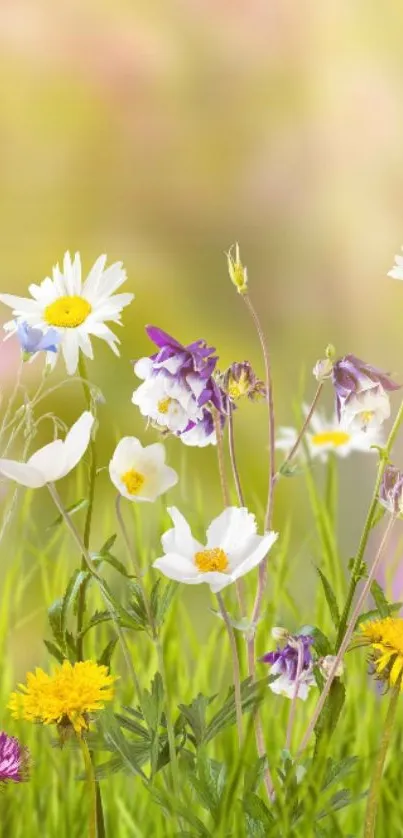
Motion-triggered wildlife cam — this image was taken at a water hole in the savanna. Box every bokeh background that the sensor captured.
[2,0,403,671]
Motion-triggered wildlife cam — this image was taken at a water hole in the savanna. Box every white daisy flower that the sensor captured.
[276,405,382,464]
[0,412,94,488]
[388,247,403,280]
[0,252,134,375]
[153,506,278,593]
[109,437,178,502]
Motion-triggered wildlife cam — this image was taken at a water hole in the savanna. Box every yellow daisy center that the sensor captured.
[121,469,145,495]
[360,410,374,427]
[311,430,350,448]
[44,295,92,328]
[158,397,172,414]
[194,547,229,573]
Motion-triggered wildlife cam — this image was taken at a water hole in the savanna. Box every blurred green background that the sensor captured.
[2,0,403,670]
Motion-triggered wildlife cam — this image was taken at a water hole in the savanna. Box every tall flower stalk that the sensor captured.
[77,355,97,661]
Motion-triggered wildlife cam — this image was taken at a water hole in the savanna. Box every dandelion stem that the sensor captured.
[78,735,97,838]
[216,592,243,746]
[364,682,400,838]
[47,483,142,701]
[337,395,403,649]
[275,382,324,481]
[77,355,97,661]
[297,513,397,757]
[285,639,305,751]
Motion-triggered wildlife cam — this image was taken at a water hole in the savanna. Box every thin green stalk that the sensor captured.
[78,735,97,838]
[47,483,142,701]
[337,396,403,649]
[115,497,181,801]
[77,354,97,661]
[275,381,324,482]
[364,683,400,838]
[228,401,245,506]
[216,592,243,746]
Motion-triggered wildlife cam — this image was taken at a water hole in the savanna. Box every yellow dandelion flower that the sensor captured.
[9,660,116,734]
[360,617,403,689]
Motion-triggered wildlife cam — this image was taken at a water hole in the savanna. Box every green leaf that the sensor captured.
[369,502,386,531]
[141,673,164,776]
[243,792,274,837]
[92,552,131,578]
[309,627,333,657]
[47,498,89,529]
[314,679,345,747]
[100,534,118,554]
[152,579,178,628]
[178,694,214,747]
[97,638,118,668]
[243,757,269,796]
[204,677,269,744]
[370,580,391,618]
[79,610,113,638]
[98,709,148,781]
[355,601,402,629]
[48,598,65,649]
[322,756,359,791]
[43,639,65,664]
[147,785,211,836]
[188,756,226,819]
[61,569,88,631]
[316,567,340,628]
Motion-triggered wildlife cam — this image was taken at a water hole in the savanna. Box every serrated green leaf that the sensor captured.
[244,756,269,796]
[97,638,118,668]
[48,598,65,648]
[98,710,148,781]
[355,601,402,629]
[178,694,214,747]
[322,756,359,791]
[43,639,65,664]
[61,569,87,632]
[152,579,178,628]
[370,580,390,618]
[92,552,131,578]
[369,502,386,531]
[314,679,345,747]
[243,792,274,836]
[204,677,269,744]
[316,567,340,628]
[310,627,333,657]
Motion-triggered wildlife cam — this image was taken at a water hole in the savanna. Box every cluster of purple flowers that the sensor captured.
[261,632,315,701]
[0,731,28,785]
[132,326,228,447]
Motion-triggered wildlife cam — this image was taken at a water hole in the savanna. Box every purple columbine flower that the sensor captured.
[332,355,400,421]
[0,732,29,784]
[132,326,228,447]
[260,632,316,701]
[17,321,60,358]
[379,465,403,516]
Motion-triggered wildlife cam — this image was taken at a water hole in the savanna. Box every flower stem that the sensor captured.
[47,483,142,701]
[78,735,97,838]
[285,639,305,751]
[115,497,181,801]
[364,683,400,838]
[214,408,246,617]
[275,382,324,481]
[337,395,403,649]
[216,592,243,746]
[77,355,97,661]
[228,401,245,506]
[297,513,397,757]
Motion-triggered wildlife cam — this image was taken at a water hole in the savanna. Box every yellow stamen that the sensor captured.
[360,410,374,427]
[194,547,229,573]
[157,397,172,415]
[44,295,92,328]
[121,469,145,495]
[311,430,350,448]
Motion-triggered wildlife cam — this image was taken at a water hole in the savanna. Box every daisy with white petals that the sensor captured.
[0,252,134,375]
[276,405,381,464]
[0,412,94,488]
[109,437,178,502]
[153,507,278,593]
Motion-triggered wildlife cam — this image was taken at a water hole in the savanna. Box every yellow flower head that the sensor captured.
[360,617,403,690]
[9,660,116,734]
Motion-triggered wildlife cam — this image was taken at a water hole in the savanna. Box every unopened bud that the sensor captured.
[319,655,344,678]
[271,626,290,642]
[227,243,248,295]
[313,357,334,382]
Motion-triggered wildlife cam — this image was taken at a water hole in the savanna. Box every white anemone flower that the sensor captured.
[0,252,134,375]
[0,412,94,488]
[388,247,403,280]
[276,405,382,463]
[109,437,178,502]
[153,506,278,593]
[341,387,390,433]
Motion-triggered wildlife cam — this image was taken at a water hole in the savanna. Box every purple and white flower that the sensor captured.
[260,631,316,701]
[17,321,60,360]
[132,326,228,447]
[220,360,266,401]
[0,732,29,784]
[379,465,403,516]
[331,355,400,430]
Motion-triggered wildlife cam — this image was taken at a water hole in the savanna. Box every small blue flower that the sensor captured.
[17,322,60,358]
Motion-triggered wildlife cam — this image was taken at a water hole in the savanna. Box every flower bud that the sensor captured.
[271,626,290,642]
[227,243,248,294]
[319,655,344,678]
[220,361,266,401]
[379,465,403,516]
[313,358,334,382]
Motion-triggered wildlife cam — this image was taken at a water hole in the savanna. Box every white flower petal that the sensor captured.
[0,294,41,314]
[28,440,66,482]
[60,411,94,478]
[206,507,257,553]
[153,552,199,582]
[61,330,80,375]
[162,507,200,557]
[230,531,278,577]
[0,459,46,488]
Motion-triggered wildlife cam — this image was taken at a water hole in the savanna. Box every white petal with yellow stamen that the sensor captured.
[276,404,382,464]
[109,437,178,503]
[153,506,278,593]
[0,252,134,375]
